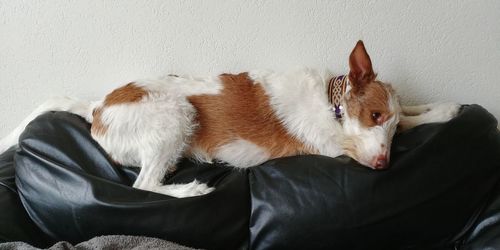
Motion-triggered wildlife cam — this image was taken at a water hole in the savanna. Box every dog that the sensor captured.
[0,41,460,198]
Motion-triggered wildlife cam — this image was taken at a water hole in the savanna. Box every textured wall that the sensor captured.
[1,1,499,137]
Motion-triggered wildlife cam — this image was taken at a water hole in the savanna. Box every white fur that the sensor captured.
[341,90,401,167]
[400,102,461,131]
[189,146,213,164]
[342,114,399,167]
[152,180,215,197]
[214,139,271,168]
[93,76,221,194]
[249,68,344,157]
[137,74,223,96]
[0,96,97,153]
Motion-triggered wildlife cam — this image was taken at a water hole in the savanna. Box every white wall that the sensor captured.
[1,0,499,137]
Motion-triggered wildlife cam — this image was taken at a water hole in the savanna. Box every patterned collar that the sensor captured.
[327,75,349,119]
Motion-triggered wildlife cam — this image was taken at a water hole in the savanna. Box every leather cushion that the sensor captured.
[14,112,250,250]
[10,104,500,250]
[0,147,52,246]
[249,105,500,249]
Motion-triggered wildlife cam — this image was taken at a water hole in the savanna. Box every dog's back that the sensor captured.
[187,72,313,167]
[90,70,331,169]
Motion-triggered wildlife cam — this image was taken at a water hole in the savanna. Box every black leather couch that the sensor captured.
[1,104,499,250]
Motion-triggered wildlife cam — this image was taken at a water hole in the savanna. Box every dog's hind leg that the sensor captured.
[133,153,214,198]
[128,98,213,198]
[131,123,214,198]
[92,90,213,198]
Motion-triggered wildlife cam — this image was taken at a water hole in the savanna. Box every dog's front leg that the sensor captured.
[399,102,461,131]
[401,104,436,116]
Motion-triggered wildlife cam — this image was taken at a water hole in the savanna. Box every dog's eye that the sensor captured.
[371,112,382,123]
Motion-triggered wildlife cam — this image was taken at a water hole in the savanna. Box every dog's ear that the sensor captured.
[348,40,375,91]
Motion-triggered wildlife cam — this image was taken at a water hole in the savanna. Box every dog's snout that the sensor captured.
[372,154,388,169]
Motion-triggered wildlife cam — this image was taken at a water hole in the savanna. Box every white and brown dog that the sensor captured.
[0,41,460,197]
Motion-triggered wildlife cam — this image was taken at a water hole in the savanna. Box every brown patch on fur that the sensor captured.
[346,80,394,127]
[103,83,148,106]
[91,82,148,136]
[91,108,107,136]
[188,73,313,159]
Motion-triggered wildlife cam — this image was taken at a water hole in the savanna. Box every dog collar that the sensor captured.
[328,75,349,119]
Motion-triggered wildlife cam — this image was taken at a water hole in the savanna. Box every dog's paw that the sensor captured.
[425,102,461,123]
[184,180,215,196]
[398,102,461,131]
[152,180,215,198]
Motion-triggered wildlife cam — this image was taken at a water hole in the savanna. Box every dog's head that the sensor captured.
[342,41,401,170]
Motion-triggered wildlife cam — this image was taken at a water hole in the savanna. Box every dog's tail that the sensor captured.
[0,97,98,154]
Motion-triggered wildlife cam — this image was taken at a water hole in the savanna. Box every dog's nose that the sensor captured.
[373,154,388,169]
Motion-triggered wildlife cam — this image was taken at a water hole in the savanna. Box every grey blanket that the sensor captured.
[0,235,200,250]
